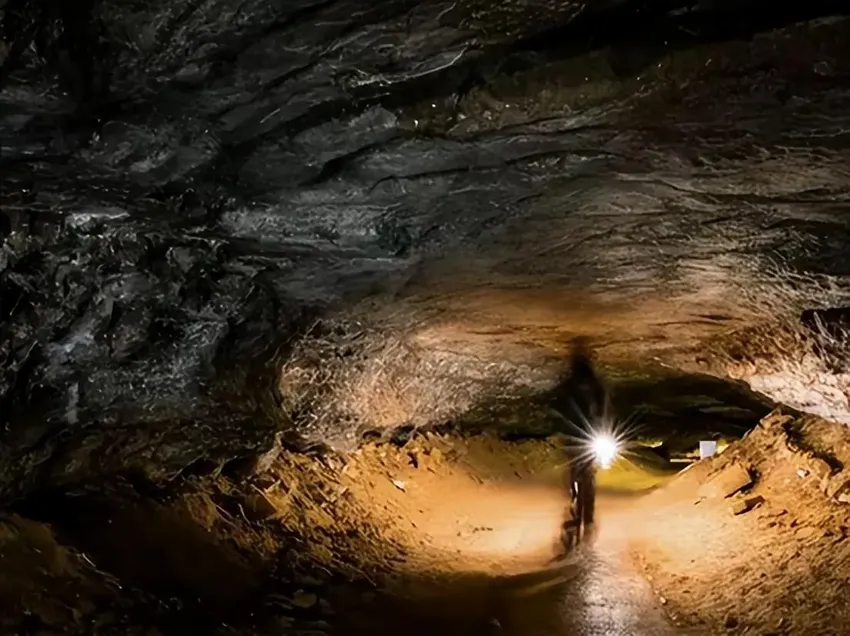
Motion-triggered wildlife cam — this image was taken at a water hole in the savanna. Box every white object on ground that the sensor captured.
[699,440,718,459]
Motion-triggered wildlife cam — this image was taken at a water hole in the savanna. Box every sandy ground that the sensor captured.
[628,412,850,635]
[5,414,850,635]
[0,431,678,634]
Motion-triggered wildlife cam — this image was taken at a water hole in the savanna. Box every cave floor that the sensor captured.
[332,491,686,636]
[6,416,850,635]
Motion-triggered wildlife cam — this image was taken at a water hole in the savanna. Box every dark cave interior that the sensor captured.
[3,0,850,634]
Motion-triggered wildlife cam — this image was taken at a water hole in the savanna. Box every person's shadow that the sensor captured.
[329,552,592,636]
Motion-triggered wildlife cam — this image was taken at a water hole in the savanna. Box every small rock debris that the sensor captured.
[699,462,754,500]
[730,495,765,516]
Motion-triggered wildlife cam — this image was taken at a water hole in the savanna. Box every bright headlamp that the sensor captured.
[590,432,619,469]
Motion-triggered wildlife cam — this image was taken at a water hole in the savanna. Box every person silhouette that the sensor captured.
[550,337,610,550]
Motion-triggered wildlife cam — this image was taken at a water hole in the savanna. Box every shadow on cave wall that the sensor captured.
[428,367,774,454]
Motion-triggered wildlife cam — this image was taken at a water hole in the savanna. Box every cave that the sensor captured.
[3,0,850,634]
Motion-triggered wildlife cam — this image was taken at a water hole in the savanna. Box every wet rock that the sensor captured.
[699,463,754,500]
[0,0,849,520]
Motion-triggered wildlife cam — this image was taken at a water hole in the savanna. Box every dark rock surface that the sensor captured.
[2,0,850,498]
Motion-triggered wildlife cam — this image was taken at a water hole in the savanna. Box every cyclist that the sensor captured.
[550,337,610,550]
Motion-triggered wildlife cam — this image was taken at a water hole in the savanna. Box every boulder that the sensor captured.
[730,495,764,516]
[824,475,849,498]
[699,463,754,500]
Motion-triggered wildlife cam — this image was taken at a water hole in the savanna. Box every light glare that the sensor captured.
[591,433,619,469]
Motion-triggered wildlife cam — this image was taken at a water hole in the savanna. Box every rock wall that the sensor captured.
[2,1,850,498]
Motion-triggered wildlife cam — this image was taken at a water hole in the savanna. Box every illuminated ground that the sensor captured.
[3,432,685,634]
[320,437,687,635]
[335,492,686,636]
[6,414,850,634]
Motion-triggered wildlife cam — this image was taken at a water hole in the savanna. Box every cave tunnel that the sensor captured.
[3,0,850,634]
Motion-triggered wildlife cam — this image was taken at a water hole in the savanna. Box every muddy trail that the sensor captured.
[5,413,850,635]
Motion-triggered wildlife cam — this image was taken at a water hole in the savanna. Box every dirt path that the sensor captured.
[327,437,689,636]
[8,418,850,635]
[333,492,687,635]
[0,431,689,635]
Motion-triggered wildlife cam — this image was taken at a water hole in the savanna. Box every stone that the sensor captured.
[730,495,764,516]
[699,463,753,500]
[253,432,283,474]
[389,425,415,447]
[831,479,850,503]
[795,526,818,540]
[806,456,833,481]
[759,411,793,432]
[291,591,319,609]
[823,474,847,497]
[243,492,278,521]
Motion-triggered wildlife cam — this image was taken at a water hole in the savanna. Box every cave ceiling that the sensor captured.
[1,0,850,499]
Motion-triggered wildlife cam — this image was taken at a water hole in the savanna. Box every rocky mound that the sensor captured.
[634,411,850,634]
